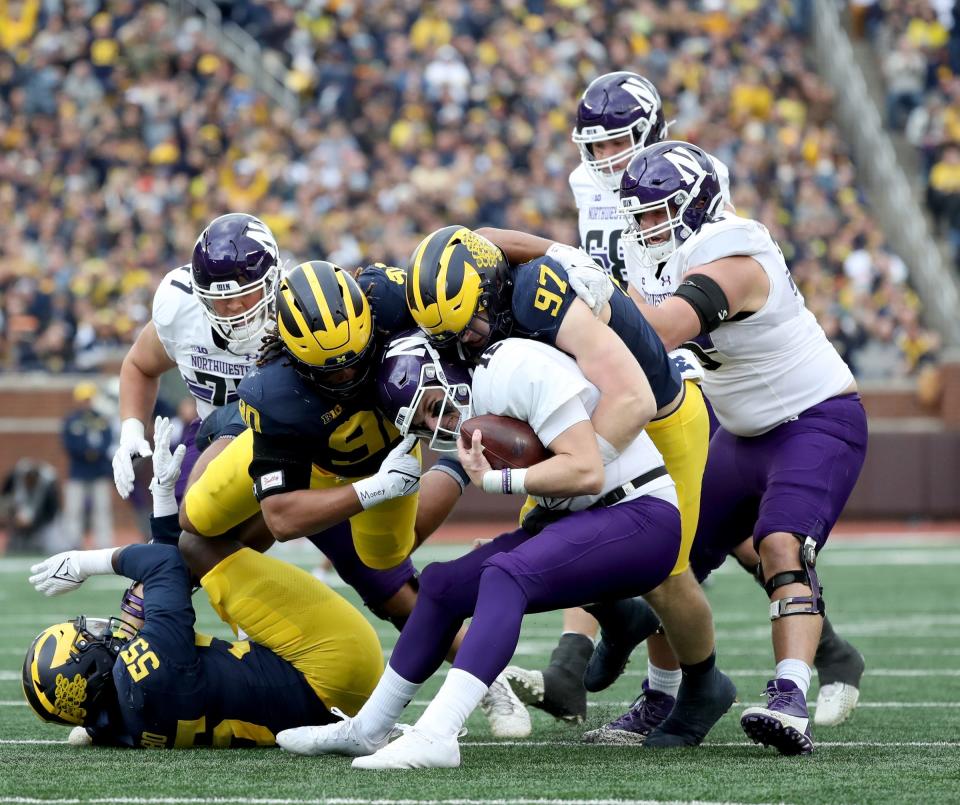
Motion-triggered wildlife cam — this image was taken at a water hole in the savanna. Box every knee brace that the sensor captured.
[762,535,825,621]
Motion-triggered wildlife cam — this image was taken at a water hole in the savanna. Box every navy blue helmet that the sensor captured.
[191,213,280,345]
[572,71,667,191]
[619,141,723,267]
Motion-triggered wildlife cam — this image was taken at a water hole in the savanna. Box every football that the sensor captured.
[460,414,551,470]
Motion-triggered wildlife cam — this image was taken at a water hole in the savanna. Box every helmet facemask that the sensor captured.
[393,343,473,453]
[573,119,659,192]
[195,264,279,346]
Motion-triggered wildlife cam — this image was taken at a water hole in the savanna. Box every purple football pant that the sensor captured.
[307,520,416,614]
[389,496,680,686]
[174,418,202,504]
[690,393,868,581]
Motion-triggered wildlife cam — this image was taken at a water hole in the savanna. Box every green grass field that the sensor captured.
[1,531,958,805]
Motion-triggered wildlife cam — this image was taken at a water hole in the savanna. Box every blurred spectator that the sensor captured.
[0,0,941,379]
[0,458,60,555]
[926,143,960,240]
[61,382,114,549]
[883,34,927,129]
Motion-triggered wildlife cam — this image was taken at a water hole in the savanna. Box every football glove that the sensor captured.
[149,416,186,517]
[29,548,117,597]
[546,243,614,317]
[352,436,421,510]
[112,418,153,499]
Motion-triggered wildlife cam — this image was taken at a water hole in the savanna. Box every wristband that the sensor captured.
[149,478,179,518]
[76,548,118,578]
[481,468,528,495]
[352,476,387,510]
[120,418,146,444]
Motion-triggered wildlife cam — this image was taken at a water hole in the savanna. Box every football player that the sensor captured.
[488,70,866,739]
[403,226,732,747]
[277,332,734,768]
[179,259,531,738]
[112,213,281,506]
[611,140,869,755]
[24,417,383,748]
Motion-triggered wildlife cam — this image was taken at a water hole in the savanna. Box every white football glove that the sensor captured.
[149,416,186,517]
[29,548,116,597]
[546,242,614,317]
[112,418,153,499]
[352,436,421,510]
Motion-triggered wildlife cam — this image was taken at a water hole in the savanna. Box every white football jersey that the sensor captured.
[471,339,676,512]
[152,265,258,420]
[569,153,731,288]
[653,214,855,437]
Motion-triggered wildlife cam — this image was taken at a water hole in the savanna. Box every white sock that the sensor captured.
[416,668,489,738]
[775,658,812,698]
[647,661,682,698]
[355,664,422,743]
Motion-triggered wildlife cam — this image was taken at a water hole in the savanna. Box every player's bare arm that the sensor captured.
[554,299,655,450]
[119,321,178,423]
[628,256,770,351]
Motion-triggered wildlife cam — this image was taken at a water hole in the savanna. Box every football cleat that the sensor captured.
[741,678,814,755]
[351,726,461,770]
[644,667,737,748]
[582,680,675,745]
[814,682,860,727]
[505,633,593,723]
[813,630,864,727]
[584,597,661,692]
[276,708,387,757]
[480,673,532,738]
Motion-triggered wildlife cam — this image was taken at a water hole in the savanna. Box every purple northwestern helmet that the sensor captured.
[191,213,281,345]
[572,71,667,192]
[377,330,473,453]
[619,141,724,267]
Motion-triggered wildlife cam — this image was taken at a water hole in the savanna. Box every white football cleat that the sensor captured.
[352,726,461,770]
[480,673,531,738]
[67,726,93,746]
[277,708,387,757]
[814,682,860,727]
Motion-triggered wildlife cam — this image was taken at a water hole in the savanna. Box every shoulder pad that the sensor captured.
[237,360,323,436]
[357,263,413,337]
[152,266,196,331]
[510,257,574,342]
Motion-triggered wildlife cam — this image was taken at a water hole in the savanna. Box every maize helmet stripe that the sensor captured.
[276,261,374,381]
[408,226,484,338]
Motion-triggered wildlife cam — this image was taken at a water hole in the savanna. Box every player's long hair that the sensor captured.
[256,325,287,367]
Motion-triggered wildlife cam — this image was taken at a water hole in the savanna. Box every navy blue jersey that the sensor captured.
[238,357,402,485]
[510,256,681,409]
[85,544,331,748]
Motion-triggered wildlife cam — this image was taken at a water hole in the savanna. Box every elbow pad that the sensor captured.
[674,274,730,335]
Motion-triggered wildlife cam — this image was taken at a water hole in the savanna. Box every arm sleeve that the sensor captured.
[115,544,196,663]
[149,513,181,546]
[249,430,314,500]
[427,456,471,491]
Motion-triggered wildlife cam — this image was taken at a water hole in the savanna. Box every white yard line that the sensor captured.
[0,798,792,805]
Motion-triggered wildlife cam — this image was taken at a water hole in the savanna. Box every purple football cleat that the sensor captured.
[741,678,814,755]
[582,680,675,745]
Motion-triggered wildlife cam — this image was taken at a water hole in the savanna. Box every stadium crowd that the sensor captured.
[870,1,960,272]
[0,0,942,377]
